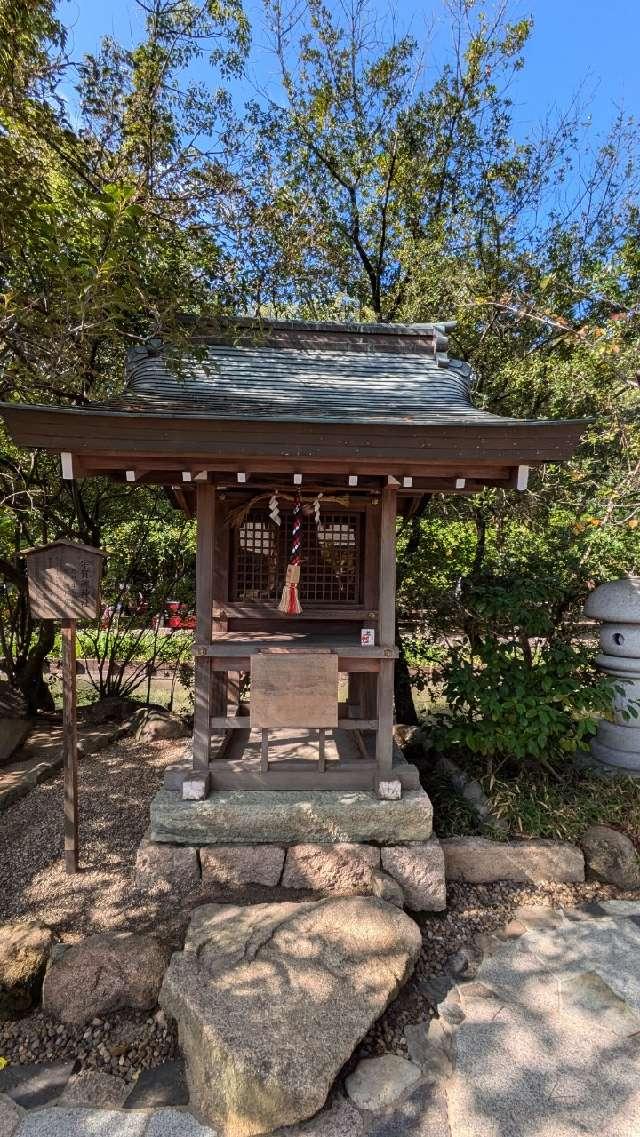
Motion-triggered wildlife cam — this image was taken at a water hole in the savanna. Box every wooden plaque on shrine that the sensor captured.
[25,541,106,621]
[250,653,339,729]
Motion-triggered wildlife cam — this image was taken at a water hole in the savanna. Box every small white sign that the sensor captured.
[361,628,375,646]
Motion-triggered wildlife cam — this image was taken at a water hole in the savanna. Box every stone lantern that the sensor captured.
[584,576,640,770]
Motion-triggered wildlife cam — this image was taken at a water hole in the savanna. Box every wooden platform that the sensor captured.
[205,728,419,792]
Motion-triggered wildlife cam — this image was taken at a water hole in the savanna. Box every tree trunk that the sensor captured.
[393,501,431,726]
[394,631,419,725]
[14,620,56,714]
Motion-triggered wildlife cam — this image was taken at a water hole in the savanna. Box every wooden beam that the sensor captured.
[207,758,377,792]
[62,618,78,873]
[193,483,215,779]
[77,454,517,479]
[376,484,397,785]
[194,640,396,659]
[378,485,397,647]
[318,728,326,772]
[210,716,379,730]
[7,407,585,466]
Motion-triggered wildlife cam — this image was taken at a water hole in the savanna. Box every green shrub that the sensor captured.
[429,639,621,774]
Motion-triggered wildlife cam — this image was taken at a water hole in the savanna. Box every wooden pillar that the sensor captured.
[62,618,79,873]
[376,484,397,786]
[193,483,215,777]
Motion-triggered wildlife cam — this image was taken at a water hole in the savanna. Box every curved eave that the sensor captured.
[0,402,590,467]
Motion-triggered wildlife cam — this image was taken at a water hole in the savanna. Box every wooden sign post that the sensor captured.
[24,542,106,874]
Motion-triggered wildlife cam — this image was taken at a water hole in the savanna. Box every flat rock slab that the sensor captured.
[0,1063,78,1109]
[200,846,285,888]
[0,1095,24,1137]
[281,844,380,893]
[11,1108,217,1137]
[160,897,422,1137]
[56,1071,131,1109]
[366,1083,450,1137]
[447,908,640,1137]
[441,836,584,883]
[150,788,433,847]
[272,1100,364,1137]
[135,839,201,895]
[124,1062,189,1110]
[380,841,446,911]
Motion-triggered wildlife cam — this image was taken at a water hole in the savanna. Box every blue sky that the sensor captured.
[58,0,640,140]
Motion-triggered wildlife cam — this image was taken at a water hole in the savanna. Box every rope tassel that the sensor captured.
[278,491,303,615]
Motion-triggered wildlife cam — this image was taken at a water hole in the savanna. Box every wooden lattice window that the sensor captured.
[231,509,362,604]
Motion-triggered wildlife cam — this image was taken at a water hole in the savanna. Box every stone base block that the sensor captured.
[281,843,380,892]
[381,840,446,911]
[134,837,200,894]
[442,837,584,884]
[200,845,285,888]
[182,775,209,801]
[133,830,447,913]
[150,786,433,846]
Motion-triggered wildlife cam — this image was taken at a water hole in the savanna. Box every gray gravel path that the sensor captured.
[0,737,186,941]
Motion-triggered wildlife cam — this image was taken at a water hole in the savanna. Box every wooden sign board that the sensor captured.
[25,541,106,621]
[250,653,339,729]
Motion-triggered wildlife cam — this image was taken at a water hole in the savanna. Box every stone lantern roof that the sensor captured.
[584,577,640,624]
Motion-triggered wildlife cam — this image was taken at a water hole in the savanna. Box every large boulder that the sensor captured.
[581,825,640,889]
[0,719,31,766]
[0,683,27,719]
[160,897,422,1137]
[79,697,141,726]
[42,933,170,1025]
[0,921,56,1019]
[134,708,189,743]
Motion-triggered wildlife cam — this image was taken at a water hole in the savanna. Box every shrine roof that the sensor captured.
[0,317,589,464]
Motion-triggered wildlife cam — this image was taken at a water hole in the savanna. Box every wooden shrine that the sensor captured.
[1,318,586,799]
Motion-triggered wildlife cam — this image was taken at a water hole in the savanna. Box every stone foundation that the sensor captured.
[135,834,446,912]
[441,836,585,883]
[149,785,434,847]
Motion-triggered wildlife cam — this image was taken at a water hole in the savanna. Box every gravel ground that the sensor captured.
[0,736,189,943]
[0,735,631,1085]
[0,1007,178,1082]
